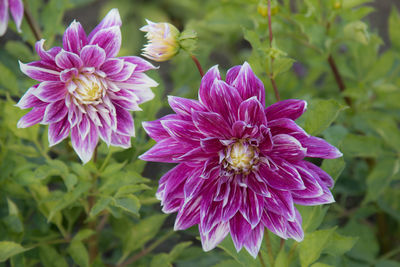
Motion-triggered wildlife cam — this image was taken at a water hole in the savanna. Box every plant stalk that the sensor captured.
[190,54,204,77]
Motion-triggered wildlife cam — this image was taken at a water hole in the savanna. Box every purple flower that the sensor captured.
[0,0,24,36]
[140,62,342,257]
[17,9,158,163]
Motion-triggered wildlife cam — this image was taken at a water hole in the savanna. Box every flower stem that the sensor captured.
[267,0,280,102]
[327,54,352,106]
[23,1,42,41]
[265,231,275,267]
[258,252,267,267]
[190,54,204,77]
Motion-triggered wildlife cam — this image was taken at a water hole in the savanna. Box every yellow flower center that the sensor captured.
[223,140,259,174]
[71,74,106,104]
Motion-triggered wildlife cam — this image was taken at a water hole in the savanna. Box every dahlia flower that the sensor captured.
[17,9,158,163]
[140,19,180,62]
[140,62,342,257]
[0,0,23,36]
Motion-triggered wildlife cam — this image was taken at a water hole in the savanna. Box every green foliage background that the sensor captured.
[0,0,399,266]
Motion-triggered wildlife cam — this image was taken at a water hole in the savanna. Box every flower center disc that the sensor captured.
[224,140,259,174]
[71,74,106,104]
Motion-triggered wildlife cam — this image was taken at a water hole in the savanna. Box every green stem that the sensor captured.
[265,231,275,267]
[267,0,280,102]
[22,0,42,41]
[258,252,267,267]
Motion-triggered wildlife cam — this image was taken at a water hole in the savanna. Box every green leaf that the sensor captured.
[364,157,400,203]
[342,0,373,9]
[113,194,141,215]
[0,63,18,93]
[321,157,345,181]
[89,196,113,218]
[274,248,289,267]
[72,229,95,242]
[389,7,400,50]
[218,236,260,267]
[344,21,369,45]
[114,184,151,197]
[366,117,400,153]
[39,245,68,267]
[0,242,30,262]
[150,242,192,267]
[297,206,329,233]
[298,99,346,136]
[299,227,336,267]
[273,58,295,78]
[101,161,126,176]
[67,241,89,267]
[341,134,382,158]
[378,186,400,221]
[64,173,78,191]
[310,263,333,267]
[213,260,242,267]
[323,232,358,256]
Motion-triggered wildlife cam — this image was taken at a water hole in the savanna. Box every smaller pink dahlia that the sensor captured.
[17,9,158,163]
[140,62,342,257]
[0,0,23,36]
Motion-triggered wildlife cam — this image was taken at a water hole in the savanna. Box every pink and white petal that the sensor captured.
[232,121,259,139]
[192,111,232,138]
[202,79,242,125]
[243,223,264,258]
[119,56,157,72]
[161,119,203,145]
[60,68,78,82]
[108,62,136,82]
[0,0,9,36]
[97,113,112,145]
[168,95,206,119]
[48,116,70,146]
[100,58,124,75]
[142,116,174,142]
[80,45,106,68]
[110,131,131,148]
[184,168,204,199]
[265,99,307,121]
[71,123,99,164]
[268,118,309,140]
[198,65,221,106]
[261,211,287,239]
[303,161,334,188]
[32,81,67,102]
[17,107,45,128]
[42,100,68,124]
[35,40,62,66]
[238,96,267,126]
[214,180,231,202]
[229,212,252,252]
[89,26,121,58]
[174,196,202,230]
[200,222,230,252]
[221,181,242,221]
[177,147,210,164]
[122,72,158,89]
[247,173,270,197]
[200,158,220,179]
[285,209,304,242]
[300,136,343,159]
[109,88,141,111]
[16,85,46,109]
[55,50,83,69]
[201,200,223,234]
[258,158,305,191]
[293,185,335,206]
[258,125,273,152]
[139,138,191,163]
[227,62,265,105]
[291,163,324,198]
[115,105,134,136]
[88,8,121,41]
[240,189,263,227]
[200,137,224,153]
[19,61,60,82]
[62,20,88,53]
[271,134,307,161]
[263,187,296,220]
[130,87,155,104]
[9,0,24,32]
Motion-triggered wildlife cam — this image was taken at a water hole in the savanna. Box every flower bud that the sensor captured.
[140,20,180,62]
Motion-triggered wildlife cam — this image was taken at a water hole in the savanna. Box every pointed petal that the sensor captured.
[192,111,232,138]
[240,189,263,227]
[238,96,267,126]
[285,209,304,242]
[139,138,191,163]
[261,211,287,239]
[198,65,221,105]
[9,0,24,32]
[16,85,46,109]
[119,56,157,72]
[184,168,204,199]
[221,181,242,221]
[247,173,270,196]
[108,62,136,82]
[268,118,309,140]
[63,21,88,53]
[291,163,324,198]
[300,136,343,159]
[229,212,252,252]
[243,223,264,258]
[71,122,99,164]
[80,45,106,67]
[35,40,62,66]
[19,61,60,82]
[271,134,307,161]
[265,99,307,121]
[200,222,230,252]
[200,137,224,153]
[226,62,265,105]
[168,95,206,119]
[32,81,67,102]
[303,161,334,188]
[55,50,83,69]
[48,116,70,146]
[17,107,45,128]
[101,58,124,75]
[161,119,202,145]
[115,105,134,136]
[263,187,296,220]
[174,196,202,230]
[42,100,68,124]
[88,8,122,41]
[110,131,131,148]
[0,0,9,36]
[89,26,121,58]
[142,116,174,142]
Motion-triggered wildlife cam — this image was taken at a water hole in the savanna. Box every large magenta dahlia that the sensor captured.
[16,9,158,163]
[140,62,342,257]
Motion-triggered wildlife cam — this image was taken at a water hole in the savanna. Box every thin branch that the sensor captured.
[23,1,42,41]
[265,231,275,267]
[190,54,204,77]
[117,231,174,267]
[327,55,352,106]
[258,252,267,267]
[267,0,280,102]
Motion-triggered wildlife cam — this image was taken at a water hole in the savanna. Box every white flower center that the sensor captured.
[224,140,259,174]
[70,74,106,105]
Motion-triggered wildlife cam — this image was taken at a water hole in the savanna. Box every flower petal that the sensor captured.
[265,99,307,121]
[35,40,62,66]
[300,136,343,159]
[174,196,202,230]
[19,61,60,82]
[292,185,335,206]
[119,56,157,72]
[291,163,324,198]
[89,26,121,58]
[101,58,124,75]
[271,134,307,161]
[0,0,9,36]
[9,0,24,32]
[192,110,232,138]
[71,122,98,164]
[55,50,83,69]
[263,187,295,220]
[198,65,221,106]
[110,131,131,148]
[268,118,309,140]
[16,85,46,109]
[48,116,70,146]
[80,45,106,67]
[243,223,264,258]
[229,212,252,252]
[261,210,287,239]
[162,119,202,145]
[226,62,265,106]
[247,173,270,196]
[115,105,134,136]
[285,209,304,242]
[63,20,88,53]
[303,161,334,188]
[240,189,263,227]
[88,8,122,41]
[108,62,136,82]
[42,100,68,124]
[17,107,45,128]
[238,96,267,126]
[142,115,175,142]
[168,95,206,119]
[139,138,191,163]
[200,222,230,252]
[32,81,67,102]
